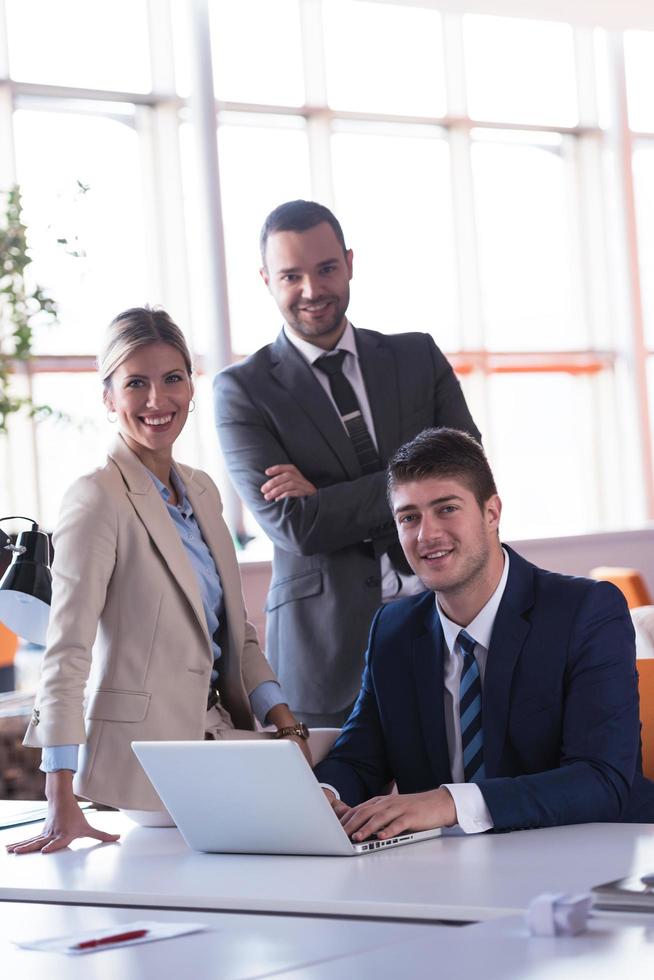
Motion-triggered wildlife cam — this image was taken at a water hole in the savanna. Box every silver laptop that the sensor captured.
[132,739,442,856]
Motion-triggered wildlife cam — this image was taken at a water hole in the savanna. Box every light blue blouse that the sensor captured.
[42,467,284,772]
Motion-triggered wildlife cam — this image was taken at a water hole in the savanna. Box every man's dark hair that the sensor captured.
[387,428,497,511]
[260,200,347,264]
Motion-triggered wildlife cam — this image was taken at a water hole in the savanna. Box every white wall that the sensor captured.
[240,527,654,648]
[510,528,654,589]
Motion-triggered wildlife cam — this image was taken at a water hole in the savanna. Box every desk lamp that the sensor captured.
[0,516,51,645]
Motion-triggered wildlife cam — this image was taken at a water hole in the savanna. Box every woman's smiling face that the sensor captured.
[105,341,193,458]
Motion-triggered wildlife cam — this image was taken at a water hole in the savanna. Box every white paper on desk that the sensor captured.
[15,920,209,955]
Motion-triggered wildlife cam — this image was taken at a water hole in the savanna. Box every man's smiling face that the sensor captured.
[392,475,502,598]
[261,221,353,350]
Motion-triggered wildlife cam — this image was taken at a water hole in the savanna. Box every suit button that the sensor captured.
[365,576,380,587]
[31,708,40,726]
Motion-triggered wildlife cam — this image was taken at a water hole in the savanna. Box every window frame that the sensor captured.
[0,0,652,537]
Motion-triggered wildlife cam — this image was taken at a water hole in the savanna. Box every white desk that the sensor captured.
[6,905,653,980]
[3,811,654,923]
[266,914,654,979]
[0,900,438,980]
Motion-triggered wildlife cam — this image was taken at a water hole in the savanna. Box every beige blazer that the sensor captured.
[24,435,277,810]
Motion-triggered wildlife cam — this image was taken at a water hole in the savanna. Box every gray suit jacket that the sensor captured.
[214,327,480,714]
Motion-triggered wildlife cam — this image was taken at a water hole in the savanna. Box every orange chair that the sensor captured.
[638,660,654,780]
[590,567,652,610]
[0,622,18,693]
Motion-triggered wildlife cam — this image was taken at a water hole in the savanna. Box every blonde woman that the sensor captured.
[8,307,310,853]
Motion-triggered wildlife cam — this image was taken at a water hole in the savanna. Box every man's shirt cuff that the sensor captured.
[41,745,79,773]
[442,782,494,834]
[319,783,341,800]
[249,680,285,725]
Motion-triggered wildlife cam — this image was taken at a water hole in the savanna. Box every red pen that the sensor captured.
[72,929,149,950]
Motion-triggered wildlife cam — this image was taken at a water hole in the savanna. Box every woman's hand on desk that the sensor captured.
[5,771,120,854]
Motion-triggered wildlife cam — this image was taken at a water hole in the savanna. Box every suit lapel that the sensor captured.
[355,329,401,462]
[483,547,535,776]
[412,599,452,783]
[269,331,361,480]
[108,436,210,648]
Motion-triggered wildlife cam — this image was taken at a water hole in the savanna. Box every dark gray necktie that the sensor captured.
[314,350,381,475]
[314,350,412,577]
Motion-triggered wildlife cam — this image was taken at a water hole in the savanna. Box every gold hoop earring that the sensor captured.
[189,399,195,413]
[107,410,117,423]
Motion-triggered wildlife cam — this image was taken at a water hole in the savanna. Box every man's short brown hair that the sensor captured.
[260,200,347,265]
[387,428,497,510]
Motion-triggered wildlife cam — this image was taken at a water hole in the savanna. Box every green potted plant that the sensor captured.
[0,184,62,432]
[0,184,64,690]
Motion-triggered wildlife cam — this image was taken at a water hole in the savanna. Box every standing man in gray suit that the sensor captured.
[214,200,480,727]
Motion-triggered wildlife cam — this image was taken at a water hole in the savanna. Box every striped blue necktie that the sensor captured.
[458,629,485,782]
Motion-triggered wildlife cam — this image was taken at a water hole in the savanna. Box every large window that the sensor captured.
[0,0,653,543]
[13,107,149,354]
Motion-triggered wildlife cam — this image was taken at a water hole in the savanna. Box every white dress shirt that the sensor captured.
[437,547,510,833]
[283,322,423,600]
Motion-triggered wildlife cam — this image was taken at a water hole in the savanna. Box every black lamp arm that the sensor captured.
[0,516,39,551]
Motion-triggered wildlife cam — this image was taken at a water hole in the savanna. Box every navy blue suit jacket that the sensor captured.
[315,546,654,830]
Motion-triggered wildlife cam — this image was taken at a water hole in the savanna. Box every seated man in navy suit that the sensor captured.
[315,427,654,837]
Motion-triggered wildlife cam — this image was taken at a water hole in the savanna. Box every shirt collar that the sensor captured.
[283,320,357,366]
[146,467,192,517]
[436,547,510,654]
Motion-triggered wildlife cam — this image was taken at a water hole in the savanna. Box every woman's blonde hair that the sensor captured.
[98,306,193,391]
